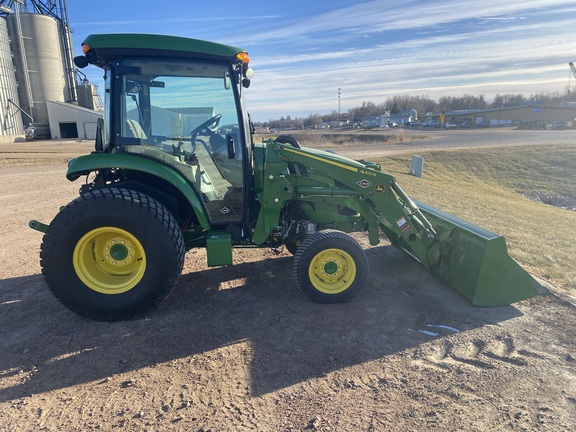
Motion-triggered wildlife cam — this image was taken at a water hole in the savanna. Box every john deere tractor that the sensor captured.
[29,34,543,321]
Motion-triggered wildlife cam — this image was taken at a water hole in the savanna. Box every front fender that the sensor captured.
[67,153,210,230]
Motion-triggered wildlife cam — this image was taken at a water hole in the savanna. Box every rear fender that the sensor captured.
[66,153,210,230]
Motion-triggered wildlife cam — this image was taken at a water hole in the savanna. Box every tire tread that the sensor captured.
[293,230,368,303]
[40,188,185,321]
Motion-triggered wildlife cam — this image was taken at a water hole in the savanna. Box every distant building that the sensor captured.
[47,101,103,139]
[360,115,386,128]
[361,108,418,127]
[389,108,418,126]
[423,104,576,127]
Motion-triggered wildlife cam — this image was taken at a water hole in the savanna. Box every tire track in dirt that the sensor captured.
[412,332,542,372]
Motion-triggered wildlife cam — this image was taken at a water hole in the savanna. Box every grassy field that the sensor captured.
[372,144,576,292]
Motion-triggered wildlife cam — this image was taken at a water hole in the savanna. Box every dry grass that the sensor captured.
[375,145,576,292]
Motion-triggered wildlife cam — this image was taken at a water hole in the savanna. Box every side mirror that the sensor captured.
[224,72,231,90]
[74,55,89,69]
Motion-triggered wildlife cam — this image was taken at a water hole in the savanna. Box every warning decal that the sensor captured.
[396,217,413,235]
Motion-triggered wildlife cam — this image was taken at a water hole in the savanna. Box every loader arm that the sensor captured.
[254,142,436,267]
[254,141,544,306]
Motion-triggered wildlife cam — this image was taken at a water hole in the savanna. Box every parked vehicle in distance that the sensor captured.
[444,122,458,128]
[551,121,572,130]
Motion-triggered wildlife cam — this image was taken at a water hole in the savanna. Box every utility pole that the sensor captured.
[338,88,342,120]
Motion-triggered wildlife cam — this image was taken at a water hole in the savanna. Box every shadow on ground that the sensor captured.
[0,245,523,401]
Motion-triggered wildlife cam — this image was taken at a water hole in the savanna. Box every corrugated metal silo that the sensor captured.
[0,16,24,140]
[7,12,70,128]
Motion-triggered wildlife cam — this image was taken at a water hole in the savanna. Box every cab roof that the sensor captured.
[82,33,247,64]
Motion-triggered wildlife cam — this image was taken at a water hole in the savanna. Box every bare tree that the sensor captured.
[257,90,573,127]
[491,94,526,108]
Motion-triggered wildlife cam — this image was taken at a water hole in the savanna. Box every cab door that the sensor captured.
[116,59,246,225]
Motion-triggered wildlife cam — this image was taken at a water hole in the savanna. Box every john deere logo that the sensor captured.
[357,179,372,188]
[375,184,385,193]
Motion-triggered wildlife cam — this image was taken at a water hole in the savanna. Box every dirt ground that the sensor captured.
[1,140,575,431]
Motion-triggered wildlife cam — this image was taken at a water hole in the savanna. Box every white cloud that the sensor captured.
[68,0,576,122]
[239,0,575,46]
[239,1,576,120]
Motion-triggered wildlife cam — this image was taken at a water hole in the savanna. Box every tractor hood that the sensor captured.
[282,145,380,172]
[254,140,380,173]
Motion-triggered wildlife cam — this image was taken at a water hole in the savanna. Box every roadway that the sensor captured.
[298,127,576,159]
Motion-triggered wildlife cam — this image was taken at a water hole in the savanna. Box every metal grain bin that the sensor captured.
[0,16,24,140]
[7,13,71,127]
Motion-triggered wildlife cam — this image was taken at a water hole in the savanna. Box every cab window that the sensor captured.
[116,59,245,224]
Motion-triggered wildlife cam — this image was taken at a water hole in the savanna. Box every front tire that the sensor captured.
[285,238,304,255]
[293,230,368,303]
[40,188,185,321]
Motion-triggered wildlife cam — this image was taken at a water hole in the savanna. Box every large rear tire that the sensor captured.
[40,188,185,321]
[293,230,368,303]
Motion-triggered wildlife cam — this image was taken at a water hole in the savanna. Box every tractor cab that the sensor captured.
[75,34,254,226]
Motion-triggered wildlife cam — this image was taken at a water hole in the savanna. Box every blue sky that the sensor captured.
[67,0,576,122]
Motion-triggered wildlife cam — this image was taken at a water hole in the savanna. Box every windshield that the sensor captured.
[116,59,245,224]
[117,59,240,141]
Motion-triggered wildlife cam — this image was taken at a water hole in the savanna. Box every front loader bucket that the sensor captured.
[414,200,545,306]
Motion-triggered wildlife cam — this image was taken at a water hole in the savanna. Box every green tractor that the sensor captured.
[30,34,543,321]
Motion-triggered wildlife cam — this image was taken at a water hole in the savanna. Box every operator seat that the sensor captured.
[124,119,147,139]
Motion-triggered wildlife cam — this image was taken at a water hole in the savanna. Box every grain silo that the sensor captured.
[0,15,24,142]
[7,11,71,133]
[1,1,101,141]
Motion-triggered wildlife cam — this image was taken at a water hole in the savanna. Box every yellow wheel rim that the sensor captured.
[308,248,357,294]
[73,227,146,294]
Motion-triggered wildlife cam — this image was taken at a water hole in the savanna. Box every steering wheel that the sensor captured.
[191,114,222,136]
[190,114,222,150]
